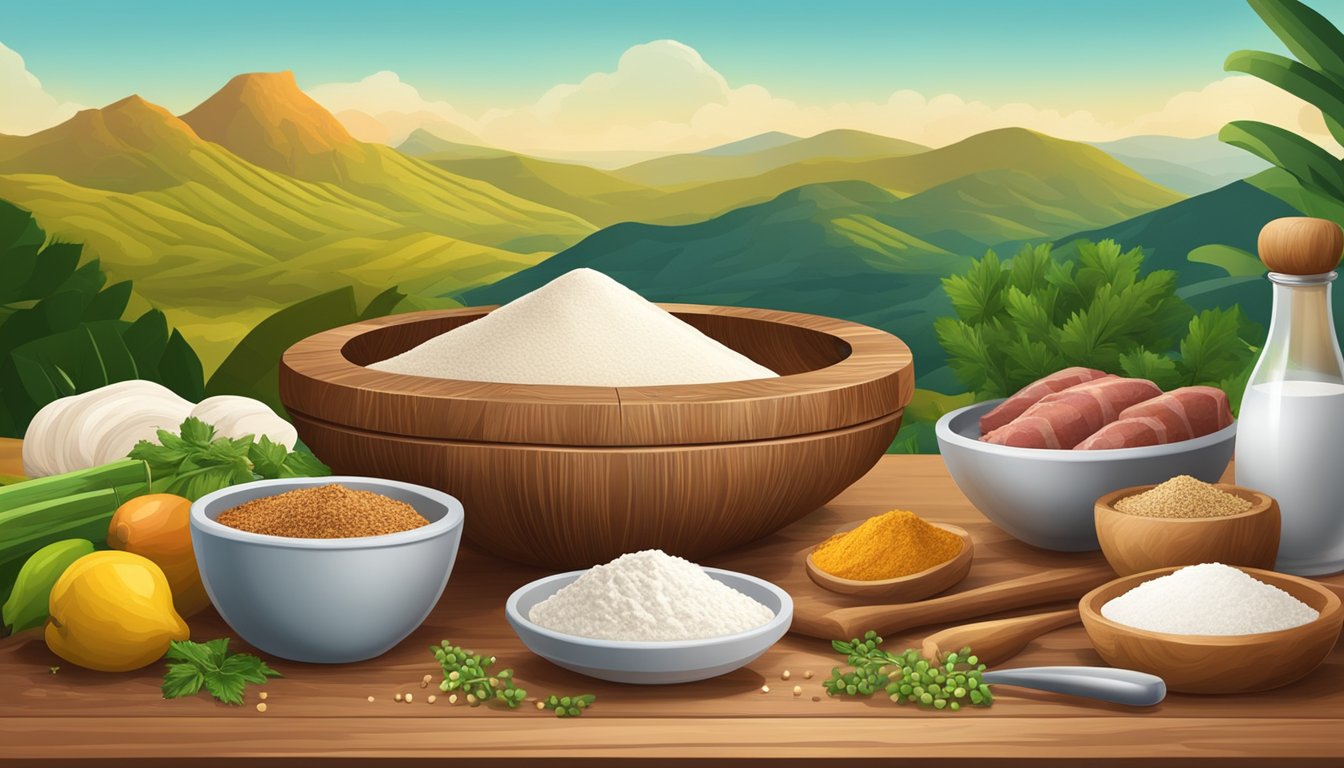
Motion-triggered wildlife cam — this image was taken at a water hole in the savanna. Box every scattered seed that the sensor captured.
[781,670,791,680]
[760,685,770,693]
[449,694,458,705]
[367,696,375,703]
[421,674,432,688]
[395,693,403,702]
[467,694,478,705]
[427,695,437,704]
[405,693,414,703]
[256,702,267,713]
[259,691,268,701]
[811,696,821,702]
[536,701,546,710]
[792,686,803,696]
[803,670,814,680]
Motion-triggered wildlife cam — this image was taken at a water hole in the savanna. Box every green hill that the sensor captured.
[612,129,931,187]
[0,80,595,369]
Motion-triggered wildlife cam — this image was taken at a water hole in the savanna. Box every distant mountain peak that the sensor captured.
[181,70,357,175]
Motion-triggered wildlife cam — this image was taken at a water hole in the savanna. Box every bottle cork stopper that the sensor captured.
[1259,217,1344,275]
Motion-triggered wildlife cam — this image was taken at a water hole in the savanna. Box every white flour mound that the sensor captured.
[368,268,778,386]
[1101,562,1318,635]
[527,550,776,641]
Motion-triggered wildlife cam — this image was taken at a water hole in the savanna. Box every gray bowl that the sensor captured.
[935,400,1236,552]
[506,568,793,684]
[190,476,464,663]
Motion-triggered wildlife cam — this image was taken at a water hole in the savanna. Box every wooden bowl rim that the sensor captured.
[1079,565,1343,648]
[1095,483,1277,525]
[286,303,911,405]
[805,522,973,589]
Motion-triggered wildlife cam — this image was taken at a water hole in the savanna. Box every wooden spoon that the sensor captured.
[793,566,1113,639]
[805,524,973,602]
[921,608,1081,666]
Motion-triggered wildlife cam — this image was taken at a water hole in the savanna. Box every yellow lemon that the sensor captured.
[45,551,189,672]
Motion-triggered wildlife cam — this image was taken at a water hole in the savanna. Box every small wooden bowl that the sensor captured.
[280,304,913,568]
[804,524,973,601]
[1095,484,1280,576]
[1080,566,1343,694]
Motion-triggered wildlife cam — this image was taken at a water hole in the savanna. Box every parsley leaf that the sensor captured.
[129,417,330,500]
[161,638,281,705]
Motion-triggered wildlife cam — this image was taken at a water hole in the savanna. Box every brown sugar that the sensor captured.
[1114,475,1252,519]
[216,484,429,538]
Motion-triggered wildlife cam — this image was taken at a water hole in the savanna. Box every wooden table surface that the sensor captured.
[2,441,1342,767]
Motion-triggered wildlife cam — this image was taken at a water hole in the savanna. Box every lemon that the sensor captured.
[45,551,190,672]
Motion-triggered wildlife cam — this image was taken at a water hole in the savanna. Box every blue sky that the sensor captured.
[6,0,1344,115]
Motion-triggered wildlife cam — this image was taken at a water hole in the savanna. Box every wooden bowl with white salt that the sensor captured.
[279,304,913,568]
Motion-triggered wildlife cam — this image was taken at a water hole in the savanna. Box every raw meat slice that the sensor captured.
[979,367,1111,435]
[983,377,1162,449]
[1075,386,1233,450]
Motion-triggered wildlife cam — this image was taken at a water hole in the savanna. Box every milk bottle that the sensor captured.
[1236,217,1344,575]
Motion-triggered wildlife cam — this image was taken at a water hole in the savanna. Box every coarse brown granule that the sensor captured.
[216,484,429,538]
[1114,475,1253,519]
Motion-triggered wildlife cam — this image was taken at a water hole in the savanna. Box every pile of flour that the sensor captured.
[527,550,776,641]
[368,268,778,386]
[1101,563,1318,635]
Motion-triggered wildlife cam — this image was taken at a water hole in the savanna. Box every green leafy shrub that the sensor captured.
[935,240,1260,407]
[0,202,204,437]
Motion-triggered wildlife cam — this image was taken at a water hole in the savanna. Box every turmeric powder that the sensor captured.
[811,510,962,581]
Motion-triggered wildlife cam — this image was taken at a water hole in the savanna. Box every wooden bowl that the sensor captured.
[1095,484,1280,576]
[1079,566,1343,694]
[804,523,973,601]
[279,304,913,568]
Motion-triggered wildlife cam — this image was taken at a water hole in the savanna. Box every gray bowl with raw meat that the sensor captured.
[935,400,1236,551]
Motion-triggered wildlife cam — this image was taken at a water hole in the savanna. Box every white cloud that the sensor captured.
[0,42,83,136]
[307,70,477,145]
[310,41,1343,156]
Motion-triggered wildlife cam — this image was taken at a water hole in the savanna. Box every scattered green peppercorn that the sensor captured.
[823,632,992,712]
[432,641,596,718]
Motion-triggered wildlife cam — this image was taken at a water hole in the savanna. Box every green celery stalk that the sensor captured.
[0,459,149,512]
[0,489,121,542]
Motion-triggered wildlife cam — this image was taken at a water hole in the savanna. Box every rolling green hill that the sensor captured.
[611,129,931,187]
[0,79,596,369]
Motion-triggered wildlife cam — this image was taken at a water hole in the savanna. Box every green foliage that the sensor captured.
[161,638,281,705]
[204,285,406,417]
[937,240,1259,400]
[1222,0,1344,210]
[0,202,205,437]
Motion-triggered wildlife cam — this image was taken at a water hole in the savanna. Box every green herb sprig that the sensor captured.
[432,641,595,717]
[825,631,992,711]
[162,638,281,705]
[130,417,329,500]
[541,694,596,718]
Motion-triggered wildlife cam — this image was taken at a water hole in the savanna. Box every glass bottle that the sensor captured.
[1235,217,1344,576]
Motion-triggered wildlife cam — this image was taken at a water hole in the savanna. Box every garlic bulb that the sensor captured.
[23,382,296,477]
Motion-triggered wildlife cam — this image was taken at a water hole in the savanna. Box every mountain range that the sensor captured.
[0,69,1310,381]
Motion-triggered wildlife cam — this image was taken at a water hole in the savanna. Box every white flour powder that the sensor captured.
[369,268,778,386]
[527,550,776,641]
[1101,562,1318,635]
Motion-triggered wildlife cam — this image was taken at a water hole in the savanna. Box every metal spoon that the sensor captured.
[981,666,1166,707]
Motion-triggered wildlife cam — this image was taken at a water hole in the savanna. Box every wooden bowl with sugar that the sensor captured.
[1094,483,1280,576]
[1080,566,1342,693]
[279,304,913,569]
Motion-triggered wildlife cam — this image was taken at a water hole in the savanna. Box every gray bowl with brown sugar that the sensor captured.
[190,476,465,664]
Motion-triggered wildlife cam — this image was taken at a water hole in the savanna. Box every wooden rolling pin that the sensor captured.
[797,567,1110,639]
[921,608,1080,666]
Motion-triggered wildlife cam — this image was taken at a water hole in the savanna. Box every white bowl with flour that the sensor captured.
[506,564,793,684]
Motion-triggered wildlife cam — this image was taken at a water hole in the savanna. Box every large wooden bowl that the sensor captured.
[1080,566,1342,694]
[279,304,913,568]
[1095,484,1281,576]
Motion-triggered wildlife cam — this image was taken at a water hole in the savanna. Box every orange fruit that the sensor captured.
[107,494,209,617]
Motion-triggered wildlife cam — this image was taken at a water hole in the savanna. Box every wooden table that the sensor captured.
[2,444,1342,766]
